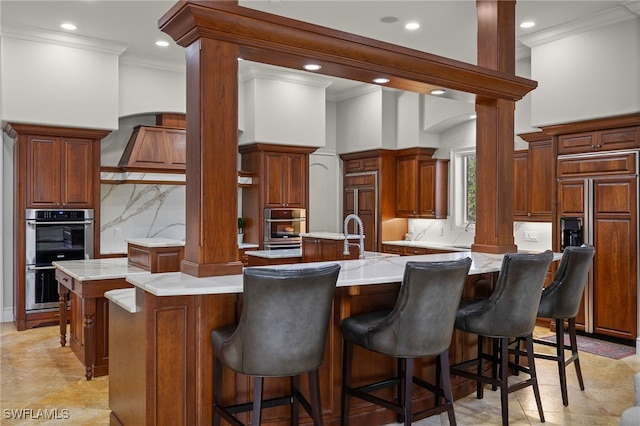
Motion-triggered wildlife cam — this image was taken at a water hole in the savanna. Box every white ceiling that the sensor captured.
[0,0,635,96]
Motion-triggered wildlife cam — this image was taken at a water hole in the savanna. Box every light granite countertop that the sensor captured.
[244,248,302,259]
[52,257,150,281]
[383,240,472,251]
[123,251,563,299]
[125,237,185,247]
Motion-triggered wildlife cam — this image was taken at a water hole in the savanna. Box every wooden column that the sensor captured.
[181,37,244,277]
[472,0,518,253]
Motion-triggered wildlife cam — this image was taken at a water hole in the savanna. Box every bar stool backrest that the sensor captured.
[221,264,340,377]
[464,251,553,338]
[361,258,472,357]
[537,245,595,319]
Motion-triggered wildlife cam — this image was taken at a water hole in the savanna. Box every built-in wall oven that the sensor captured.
[25,209,94,312]
[263,208,306,250]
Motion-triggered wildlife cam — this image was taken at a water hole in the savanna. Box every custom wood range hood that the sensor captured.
[117,113,186,173]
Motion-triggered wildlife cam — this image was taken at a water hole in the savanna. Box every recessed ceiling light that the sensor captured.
[303,64,322,71]
[405,22,420,30]
[430,89,446,95]
[520,21,536,29]
[373,78,390,84]
[155,40,170,47]
[380,16,398,24]
[60,23,77,31]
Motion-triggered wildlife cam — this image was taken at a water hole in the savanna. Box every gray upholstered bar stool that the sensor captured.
[530,245,595,406]
[341,258,473,426]
[450,250,553,426]
[211,264,341,426]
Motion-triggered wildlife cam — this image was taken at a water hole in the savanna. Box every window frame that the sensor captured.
[450,147,476,231]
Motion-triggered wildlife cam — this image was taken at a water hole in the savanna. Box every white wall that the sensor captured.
[239,73,327,147]
[118,62,186,118]
[530,18,640,126]
[1,37,119,130]
[336,88,384,153]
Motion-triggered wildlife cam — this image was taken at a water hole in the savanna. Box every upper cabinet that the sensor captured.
[514,134,554,222]
[557,127,639,155]
[394,148,448,219]
[240,143,316,247]
[262,150,307,208]
[6,124,108,209]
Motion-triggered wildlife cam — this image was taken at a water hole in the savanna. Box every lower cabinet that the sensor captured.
[381,243,453,256]
[302,237,359,262]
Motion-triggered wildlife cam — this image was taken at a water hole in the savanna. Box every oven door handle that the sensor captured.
[27,220,93,226]
[264,218,305,223]
[26,265,57,271]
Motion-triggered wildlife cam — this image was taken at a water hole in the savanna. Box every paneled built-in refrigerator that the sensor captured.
[557,150,638,340]
[344,171,378,252]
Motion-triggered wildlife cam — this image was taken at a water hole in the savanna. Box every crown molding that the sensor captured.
[0,22,128,56]
[119,53,186,73]
[519,6,638,48]
[240,63,334,89]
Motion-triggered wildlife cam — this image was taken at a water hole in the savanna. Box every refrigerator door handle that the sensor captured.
[584,178,594,333]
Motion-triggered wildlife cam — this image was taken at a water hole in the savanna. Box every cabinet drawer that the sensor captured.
[557,132,595,154]
[381,244,403,255]
[557,152,636,178]
[345,157,379,173]
[55,269,73,289]
[403,246,429,256]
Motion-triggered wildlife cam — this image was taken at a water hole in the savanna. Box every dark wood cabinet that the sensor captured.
[26,135,97,208]
[381,243,453,256]
[340,150,406,252]
[263,150,307,208]
[395,148,448,219]
[240,144,316,248]
[551,115,639,341]
[557,173,637,340]
[5,123,109,330]
[557,127,639,155]
[514,134,554,221]
[302,236,359,262]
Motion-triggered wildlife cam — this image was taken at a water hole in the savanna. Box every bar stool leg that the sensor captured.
[402,358,414,426]
[291,375,300,426]
[555,318,570,406]
[213,356,223,426]
[499,337,509,426]
[253,377,264,426]
[438,351,457,426]
[569,318,585,391]
[308,370,323,426]
[477,336,485,399]
[341,341,353,426]
[525,334,545,423]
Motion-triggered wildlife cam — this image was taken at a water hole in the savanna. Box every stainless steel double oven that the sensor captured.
[25,209,94,312]
[263,208,306,250]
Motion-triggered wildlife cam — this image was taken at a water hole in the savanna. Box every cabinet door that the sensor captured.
[264,152,286,207]
[592,176,637,339]
[417,161,435,217]
[527,140,553,220]
[395,156,417,216]
[302,238,320,262]
[27,135,61,207]
[598,127,639,152]
[513,150,529,220]
[61,138,94,207]
[284,153,306,208]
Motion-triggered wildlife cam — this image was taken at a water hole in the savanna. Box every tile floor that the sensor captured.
[1,322,638,425]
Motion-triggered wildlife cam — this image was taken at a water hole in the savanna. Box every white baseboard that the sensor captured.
[2,306,14,323]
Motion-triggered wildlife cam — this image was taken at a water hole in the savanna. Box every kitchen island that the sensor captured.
[107,250,561,426]
[53,258,149,380]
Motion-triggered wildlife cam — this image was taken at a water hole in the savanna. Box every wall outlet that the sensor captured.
[439,226,444,236]
[114,227,122,238]
[523,231,539,242]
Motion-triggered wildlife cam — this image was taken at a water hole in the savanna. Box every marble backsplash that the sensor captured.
[100,183,185,254]
[406,218,552,252]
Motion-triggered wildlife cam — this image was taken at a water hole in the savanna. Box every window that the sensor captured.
[451,148,476,229]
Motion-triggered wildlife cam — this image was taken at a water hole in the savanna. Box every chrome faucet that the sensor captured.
[343,214,365,259]
[465,221,475,232]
